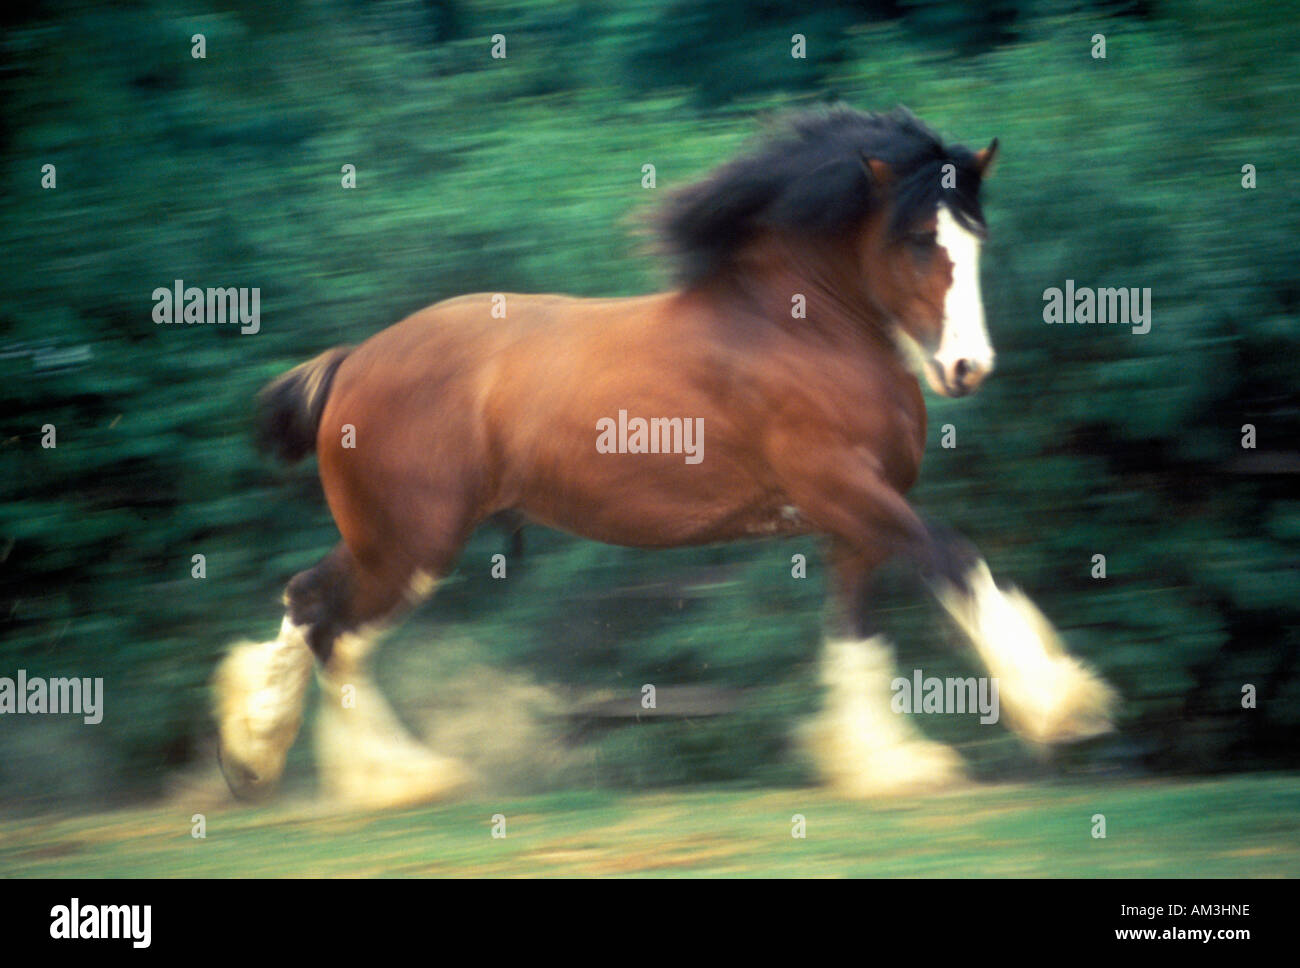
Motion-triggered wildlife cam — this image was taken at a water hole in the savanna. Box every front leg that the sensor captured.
[803,540,968,797]
[771,433,1115,773]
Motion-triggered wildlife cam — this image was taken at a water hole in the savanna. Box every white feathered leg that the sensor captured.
[935,560,1116,744]
[805,636,966,797]
[314,629,470,809]
[213,616,314,799]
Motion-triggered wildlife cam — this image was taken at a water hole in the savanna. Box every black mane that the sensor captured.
[659,106,987,285]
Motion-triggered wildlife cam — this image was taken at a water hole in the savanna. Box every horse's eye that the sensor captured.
[909,231,938,250]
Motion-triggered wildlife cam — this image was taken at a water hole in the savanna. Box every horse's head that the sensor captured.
[659,106,999,397]
[857,137,999,398]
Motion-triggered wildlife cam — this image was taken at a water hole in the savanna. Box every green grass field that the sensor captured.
[3,775,1297,878]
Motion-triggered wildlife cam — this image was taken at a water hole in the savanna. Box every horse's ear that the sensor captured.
[975,138,1000,179]
[860,153,895,189]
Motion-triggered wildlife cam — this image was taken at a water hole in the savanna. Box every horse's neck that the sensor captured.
[706,249,898,353]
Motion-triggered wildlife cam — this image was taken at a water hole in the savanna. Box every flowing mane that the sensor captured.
[659,105,989,286]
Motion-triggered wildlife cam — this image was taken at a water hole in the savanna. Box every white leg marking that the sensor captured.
[314,628,470,808]
[935,560,1116,744]
[212,616,315,791]
[804,637,965,797]
[404,569,438,605]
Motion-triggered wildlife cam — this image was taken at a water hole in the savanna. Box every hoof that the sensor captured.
[320,752,474,810]
[818,738,969,800]
[216,743,280,803]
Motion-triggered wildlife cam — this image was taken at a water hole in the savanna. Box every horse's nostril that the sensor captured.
[953,359,970,381]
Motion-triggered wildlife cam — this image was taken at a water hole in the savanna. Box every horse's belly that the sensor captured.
[518,486,812,549]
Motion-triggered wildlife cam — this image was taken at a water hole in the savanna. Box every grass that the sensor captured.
[2,775,1298,877]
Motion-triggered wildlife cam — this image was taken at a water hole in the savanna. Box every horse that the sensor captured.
[213,106,1116,807]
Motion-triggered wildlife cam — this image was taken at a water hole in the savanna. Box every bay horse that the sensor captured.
[214,107,1115,807]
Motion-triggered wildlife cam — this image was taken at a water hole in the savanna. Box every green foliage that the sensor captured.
[1,0,1297,803]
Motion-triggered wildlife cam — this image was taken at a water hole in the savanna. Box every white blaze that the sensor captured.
[934,205,994,381]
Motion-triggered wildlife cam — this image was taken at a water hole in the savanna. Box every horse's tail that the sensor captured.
[255,346,352,462]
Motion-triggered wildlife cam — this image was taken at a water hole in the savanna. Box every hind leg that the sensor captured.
[214,541,470,807]
[303,547,471,808]
[213,612,315,801]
